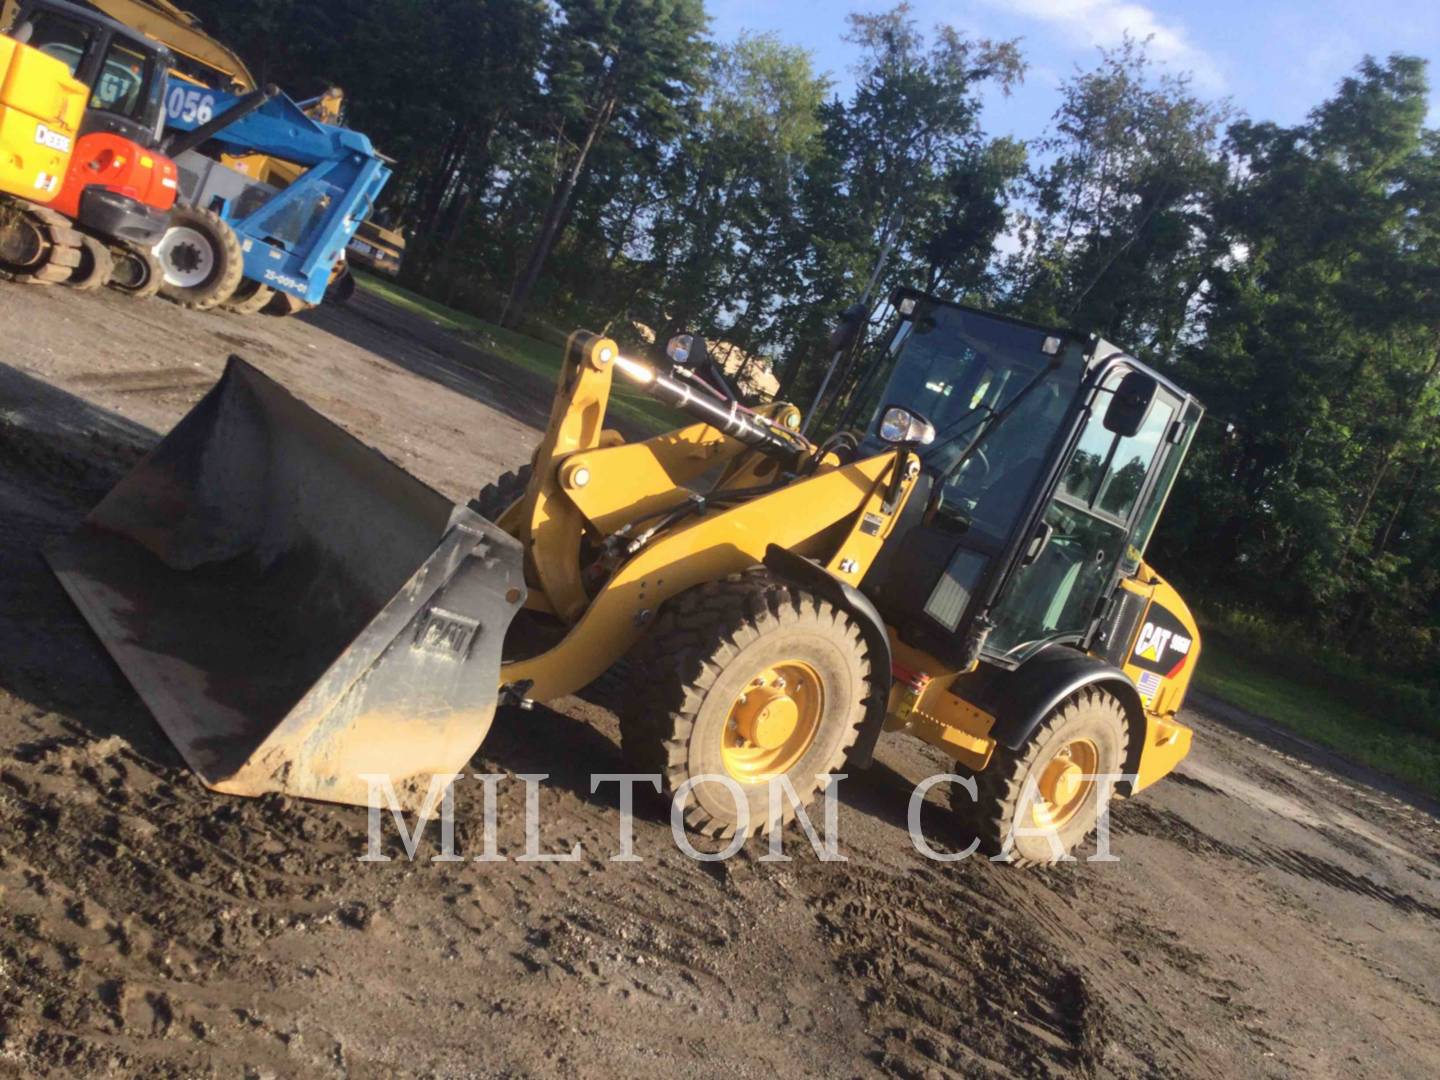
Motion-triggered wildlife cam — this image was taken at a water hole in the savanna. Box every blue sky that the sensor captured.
[708,0,1440,138]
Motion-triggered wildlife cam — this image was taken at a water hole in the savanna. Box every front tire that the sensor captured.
[474,465,533,521]
[263,289,312,316]
[622,570,872,838]
[326,266,356,303]
[154,206,244,310]
[951,687,1129,864]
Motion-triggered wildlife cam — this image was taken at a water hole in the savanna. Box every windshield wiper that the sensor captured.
[935,359,1063,488]
[928,400,995,449]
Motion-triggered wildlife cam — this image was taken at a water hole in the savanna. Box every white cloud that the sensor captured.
[993,0,1224,91]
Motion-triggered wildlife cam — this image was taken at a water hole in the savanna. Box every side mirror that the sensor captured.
[879,405,935,446]
[666,333,707,368]
[1103,371,1158,437]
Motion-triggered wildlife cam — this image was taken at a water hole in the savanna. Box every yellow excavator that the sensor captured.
[50,292,1203,863]
[0,13,87,281]
[8,0,255,88]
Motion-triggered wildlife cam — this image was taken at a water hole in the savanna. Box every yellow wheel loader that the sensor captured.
[48,290,1204,862]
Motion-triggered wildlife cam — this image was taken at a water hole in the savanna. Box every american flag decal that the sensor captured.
[1136,671,1162,706]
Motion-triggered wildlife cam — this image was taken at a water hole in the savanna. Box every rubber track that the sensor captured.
[1,200,82,285]
[108,244,162,300]
[68,234,113,292]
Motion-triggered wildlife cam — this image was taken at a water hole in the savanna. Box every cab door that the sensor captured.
[986,368,1184,662]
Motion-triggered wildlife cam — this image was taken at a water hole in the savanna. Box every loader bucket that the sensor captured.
[45,357,526,812]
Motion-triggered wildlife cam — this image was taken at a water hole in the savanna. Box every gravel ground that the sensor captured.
[0,282,1436,1079]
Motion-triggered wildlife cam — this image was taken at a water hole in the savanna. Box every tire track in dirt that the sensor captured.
[798,860,1108,1078]
[0,732,359,1076]
[1114,801,1440,921]
[69,367,220,397]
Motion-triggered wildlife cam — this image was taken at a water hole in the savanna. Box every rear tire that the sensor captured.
[222,278,274,315]
[474,465,533,521]
[621,570,872,838]
[263,290,312,317]
[106,244,162,299]
[69,234,114,291]
[326,266,356,303]
[950,687,1129,865]
[154,206,244,310]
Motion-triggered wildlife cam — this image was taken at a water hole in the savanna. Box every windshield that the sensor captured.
[866,301,1085,541]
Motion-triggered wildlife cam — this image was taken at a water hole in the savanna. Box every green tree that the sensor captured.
[639,34,828,356]
[1002,37,1232,356]
[384,0,549,272]
[499,0,708,329]
[779,4,1023,404]
[1170,55,1439,666]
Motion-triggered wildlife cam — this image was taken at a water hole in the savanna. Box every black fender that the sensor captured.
[763,544,892,768]
[985,645,1144,760]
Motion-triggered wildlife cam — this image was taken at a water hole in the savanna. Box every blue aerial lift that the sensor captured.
[156,77,391,313]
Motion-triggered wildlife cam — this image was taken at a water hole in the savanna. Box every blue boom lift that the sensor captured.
[155,76,390,314]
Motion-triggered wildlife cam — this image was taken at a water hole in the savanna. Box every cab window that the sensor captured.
[987,371,1182,660]
[92,40,148,120]
[865,302,1085,544]
[1119,401,1201,576]
[1097,398,1173,518]
[1058,369,1174,522]
[26,10,93,75]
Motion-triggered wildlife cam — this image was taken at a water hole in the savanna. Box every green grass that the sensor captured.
[1195,640,1440,800]
[353,272,682,433]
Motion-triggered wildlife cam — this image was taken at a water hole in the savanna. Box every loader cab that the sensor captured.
[855,290,1202,674]
[9,0,168,147]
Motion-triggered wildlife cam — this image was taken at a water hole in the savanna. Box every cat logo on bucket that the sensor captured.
[33,124,72,153]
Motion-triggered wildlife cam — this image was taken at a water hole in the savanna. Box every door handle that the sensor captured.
[1022,522,1054,566]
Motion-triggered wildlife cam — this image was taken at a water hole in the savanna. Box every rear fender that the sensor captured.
[762,545,892,768]
[986,646,1145,780]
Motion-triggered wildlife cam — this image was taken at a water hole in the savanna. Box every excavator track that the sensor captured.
[0,198,83,285]
[107,242,163,300]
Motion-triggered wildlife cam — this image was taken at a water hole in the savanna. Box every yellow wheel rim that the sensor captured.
[721,660,824,783]
[1030,737,1099,830]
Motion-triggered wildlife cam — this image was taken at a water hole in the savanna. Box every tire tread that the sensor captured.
[952,686,1131,866]
[621,569,871,839]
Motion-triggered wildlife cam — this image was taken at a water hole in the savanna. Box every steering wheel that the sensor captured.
[963,447,991,485]
[928,447,992,523]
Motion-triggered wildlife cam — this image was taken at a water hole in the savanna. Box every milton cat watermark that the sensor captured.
[357,771,1136,864]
